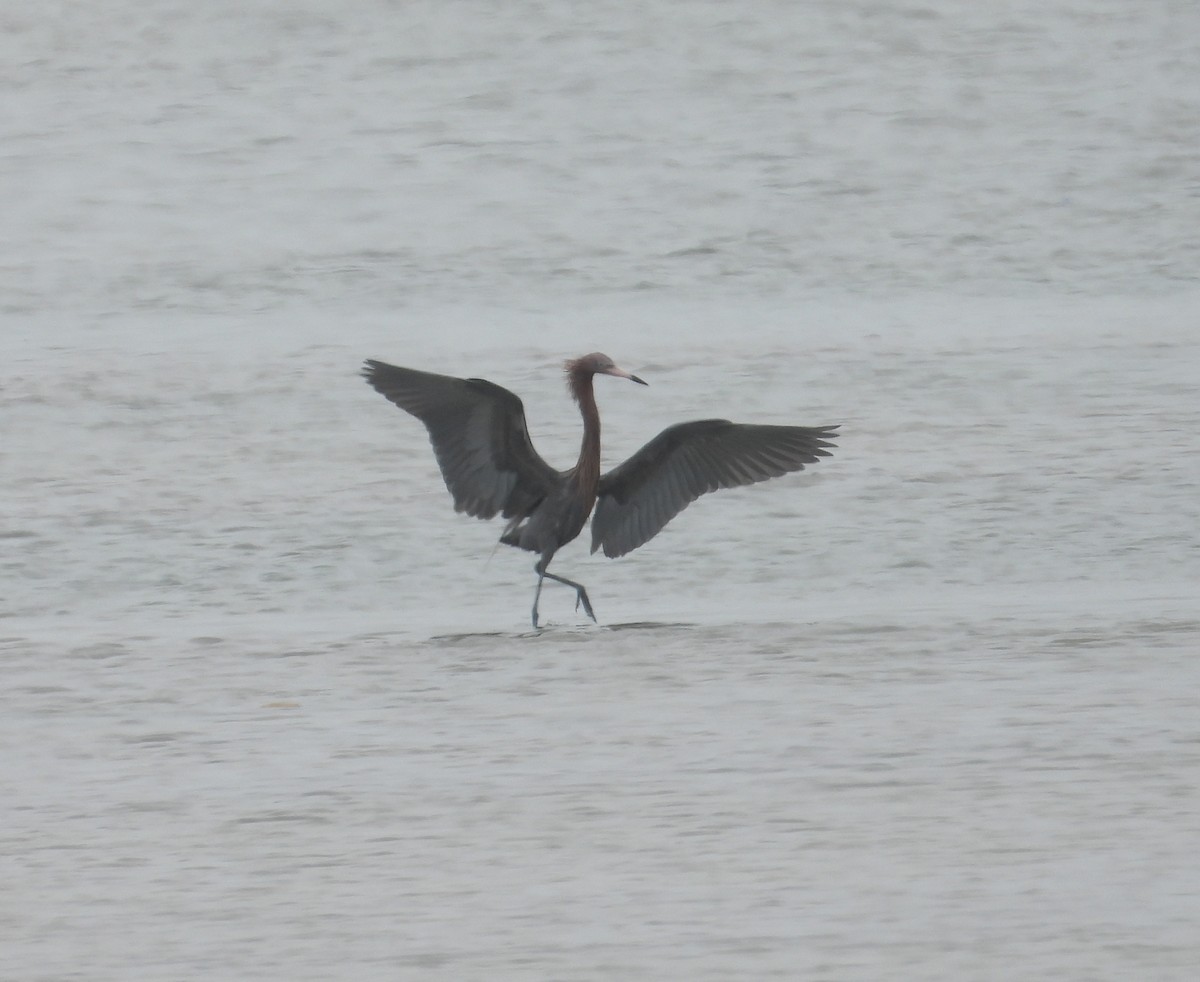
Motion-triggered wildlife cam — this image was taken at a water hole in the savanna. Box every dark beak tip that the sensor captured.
[631,375,648,386]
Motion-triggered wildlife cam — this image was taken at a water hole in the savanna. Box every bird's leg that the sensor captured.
[531,569,546,629]
[541,571,597,623]
[532,557,597,626]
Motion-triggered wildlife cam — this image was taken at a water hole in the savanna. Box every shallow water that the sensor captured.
[4,1,1200,978]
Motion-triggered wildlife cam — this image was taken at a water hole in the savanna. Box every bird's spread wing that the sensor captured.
[362,359,560,520]
[591,420,838,558]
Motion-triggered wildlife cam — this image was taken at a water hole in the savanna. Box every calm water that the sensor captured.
[4,1,1199,979]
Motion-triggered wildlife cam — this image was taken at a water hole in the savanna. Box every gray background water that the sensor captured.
[4,2,1199,979]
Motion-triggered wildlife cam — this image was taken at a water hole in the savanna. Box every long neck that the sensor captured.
[568,370,601,489]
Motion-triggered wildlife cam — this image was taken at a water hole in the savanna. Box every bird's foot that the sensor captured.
[575,588,597,623]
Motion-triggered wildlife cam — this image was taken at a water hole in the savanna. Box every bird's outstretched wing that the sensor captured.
[362,359,560,520]
[591,420,838,558]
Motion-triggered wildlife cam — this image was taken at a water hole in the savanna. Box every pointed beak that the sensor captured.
[607,365,648,386]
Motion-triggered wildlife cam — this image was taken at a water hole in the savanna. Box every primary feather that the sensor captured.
[591,420,839,557]
[361,360,558,521]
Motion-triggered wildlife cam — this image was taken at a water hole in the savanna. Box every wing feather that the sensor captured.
[591,419,838,558]
[362,359,560,520]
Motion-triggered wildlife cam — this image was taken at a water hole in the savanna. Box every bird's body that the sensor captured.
[362,353,837,627]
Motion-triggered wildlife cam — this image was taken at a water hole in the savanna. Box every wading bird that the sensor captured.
[362,354,837,627]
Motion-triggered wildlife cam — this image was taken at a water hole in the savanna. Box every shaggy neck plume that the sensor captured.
[564,360,601,487]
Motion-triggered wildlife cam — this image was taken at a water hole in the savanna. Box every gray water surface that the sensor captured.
[4,1,1199,979]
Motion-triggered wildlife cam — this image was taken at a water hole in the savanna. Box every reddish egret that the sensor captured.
[362,353,837,627]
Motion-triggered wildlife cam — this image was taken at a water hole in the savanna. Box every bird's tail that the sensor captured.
[497,517,538,553]
[498,520,522,550]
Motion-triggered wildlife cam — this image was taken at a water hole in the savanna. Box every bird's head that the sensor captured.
[565,352,647,386]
